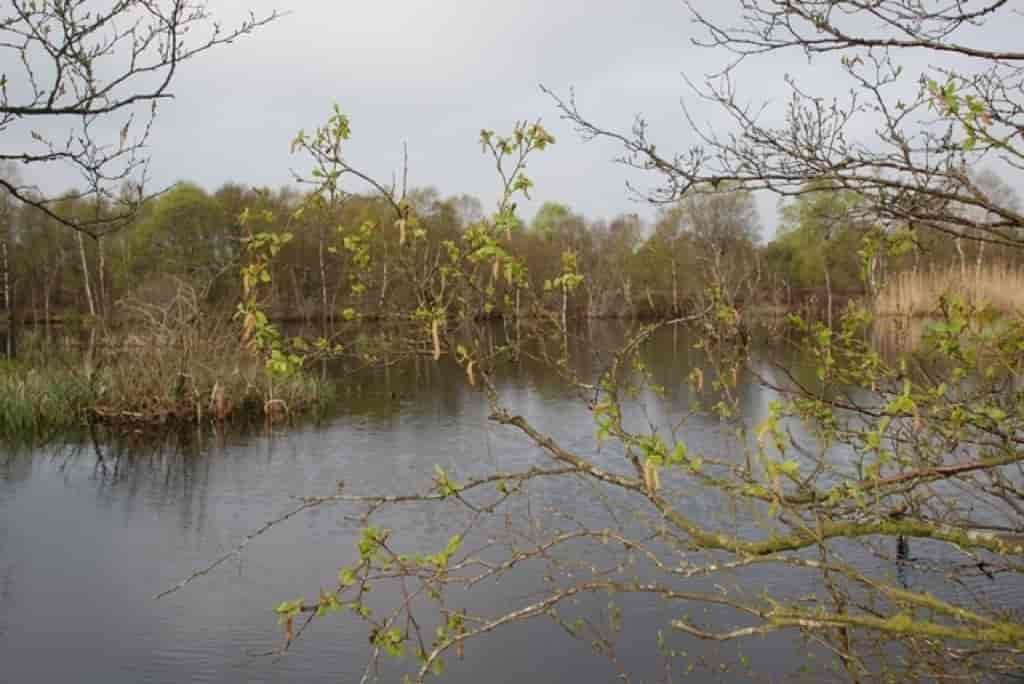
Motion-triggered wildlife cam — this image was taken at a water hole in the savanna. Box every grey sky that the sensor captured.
[15,1,1024,239]
[144,0,788,232]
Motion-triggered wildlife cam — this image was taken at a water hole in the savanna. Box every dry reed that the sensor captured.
[874,263,1024,316]
[0,283,336,441]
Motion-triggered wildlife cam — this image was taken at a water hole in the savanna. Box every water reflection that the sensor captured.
[0,322,1018,683]
[871,316,930,359]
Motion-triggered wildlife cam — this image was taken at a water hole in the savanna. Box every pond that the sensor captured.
[0,322,1018,682]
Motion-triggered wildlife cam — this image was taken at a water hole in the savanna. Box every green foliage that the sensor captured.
[357,526,389,562]
[927,78,994,152]
[772,183,867,291]
[123,183,232,289]
[432,465,462,499]
[531,201,575,239]
[422,534,463,570]
[0,364,94,440]
[274,598,305,621]
[235,218,307,383]
[372,627,405,657]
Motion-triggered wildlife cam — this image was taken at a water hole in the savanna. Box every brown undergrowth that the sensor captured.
[0,286,335,441]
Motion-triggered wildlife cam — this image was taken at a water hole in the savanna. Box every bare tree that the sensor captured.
[680,187,760,304]
[0,1,280,237]
[962,169,1022,277]
[0,162,18,358]
[546,1,1024,254]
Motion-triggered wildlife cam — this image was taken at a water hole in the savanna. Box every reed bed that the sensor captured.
[0,364,95,438]
[874,263,1024,316]
[0,288,336,441]
[0,337,335,441]
[88,336,336,427]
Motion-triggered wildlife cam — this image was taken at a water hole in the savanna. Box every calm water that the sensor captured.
[0,324,1018,682]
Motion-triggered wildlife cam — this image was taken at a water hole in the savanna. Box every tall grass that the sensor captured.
[0,286,337,441]
[0,335,336,442]
[874,263,1024,316]
[88,333,336,425]
[0,364,95,439]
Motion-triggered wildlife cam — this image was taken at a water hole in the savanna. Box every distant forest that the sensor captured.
[2,167,1021,325]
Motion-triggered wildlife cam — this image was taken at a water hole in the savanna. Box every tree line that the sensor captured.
[2,167,1019,328]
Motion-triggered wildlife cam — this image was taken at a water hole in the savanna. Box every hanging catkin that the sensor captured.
[643,460,660,493]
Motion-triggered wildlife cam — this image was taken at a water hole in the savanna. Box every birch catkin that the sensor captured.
[643,461,661,493]
[432,319,441,361]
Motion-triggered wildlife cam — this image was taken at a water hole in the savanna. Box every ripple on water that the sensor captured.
[2,328,1021,682]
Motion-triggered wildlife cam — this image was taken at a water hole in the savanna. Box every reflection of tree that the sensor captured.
[49,427,219,540]
[870,317,929,361]
[0,444,36,485]
[0,557,16,641]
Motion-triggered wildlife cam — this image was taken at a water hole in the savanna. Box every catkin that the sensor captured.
[643,461,660,493]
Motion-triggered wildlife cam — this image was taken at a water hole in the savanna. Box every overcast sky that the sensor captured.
[14,1,1023,239]
[143,0,795,234]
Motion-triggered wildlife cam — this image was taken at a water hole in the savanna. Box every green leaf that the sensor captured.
[777,460,800,477]
[339,567,357,587]
[444,534,463,558]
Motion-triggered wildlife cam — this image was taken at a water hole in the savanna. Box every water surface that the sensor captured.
[1,324,1018,682]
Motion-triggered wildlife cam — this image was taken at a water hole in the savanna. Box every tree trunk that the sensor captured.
[1,236,11,359]
[561,283,568,331]
[77,230,96,318]
[622,277,633,318]
[865,254,878,301]
[515,287,521,349]
[825,263,833,329]
[29,278,37,327]
[288,267,303,318]
[319,224,328,335]
[43,275,51,343]
[97,235,107,321]
[7,276,16,361]
[671,259,679,315]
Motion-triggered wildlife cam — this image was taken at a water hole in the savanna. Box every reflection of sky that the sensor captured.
[1,325,1021,682]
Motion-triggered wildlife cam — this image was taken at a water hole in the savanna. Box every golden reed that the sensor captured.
[874,263,1024,316]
